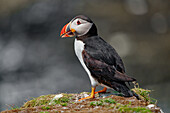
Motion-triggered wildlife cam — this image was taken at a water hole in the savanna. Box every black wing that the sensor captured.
[82,36,125,73]
[82,50,135,83]
[82,50,136,97]
[81,36,137,97]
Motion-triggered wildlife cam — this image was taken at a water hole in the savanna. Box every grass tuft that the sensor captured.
[53,97,70,106]
[89,97,152,113]
[23,94,56,108]
[90,101,103,106]
[23,94,73,108]
[41,106,51,110]
[118,105,152,113]
[132,82,157,104]
[90,98,117,106]
[103,98,116,104]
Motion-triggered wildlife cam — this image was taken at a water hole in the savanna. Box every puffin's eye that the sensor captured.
[77,20,81,25]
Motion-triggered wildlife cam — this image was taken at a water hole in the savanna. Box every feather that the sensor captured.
[81,38,137,97]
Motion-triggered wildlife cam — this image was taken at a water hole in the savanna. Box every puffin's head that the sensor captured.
[60,15,97,38]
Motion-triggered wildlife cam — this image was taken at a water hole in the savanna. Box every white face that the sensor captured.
[70,18,93,37]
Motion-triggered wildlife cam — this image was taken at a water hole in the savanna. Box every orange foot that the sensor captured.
[95,87,107,94]
[78,87,108,101]
[78,94,95,101]
[79,87,95,101]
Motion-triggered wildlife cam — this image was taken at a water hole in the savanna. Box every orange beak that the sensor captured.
[60,22,76,38]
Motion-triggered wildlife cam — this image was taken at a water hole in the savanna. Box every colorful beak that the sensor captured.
[60,23,76,38]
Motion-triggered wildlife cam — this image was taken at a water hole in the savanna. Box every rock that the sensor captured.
[1,93,164,113]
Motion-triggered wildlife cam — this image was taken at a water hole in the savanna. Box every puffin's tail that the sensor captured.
[111,71,140,99]
[132,90,140,100]
[111,82,140,100]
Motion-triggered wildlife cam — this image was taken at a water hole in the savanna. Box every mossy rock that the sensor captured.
[1,87,162,113]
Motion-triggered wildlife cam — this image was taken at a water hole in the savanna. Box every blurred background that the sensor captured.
[0,0,169,112]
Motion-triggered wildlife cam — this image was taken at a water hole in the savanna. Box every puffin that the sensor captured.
[60,15,139,101]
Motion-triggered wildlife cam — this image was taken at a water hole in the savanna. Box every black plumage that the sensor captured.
[82,36,125,73]
[75,15,138,98]
[61,15,139,99]
[79,36,136,97]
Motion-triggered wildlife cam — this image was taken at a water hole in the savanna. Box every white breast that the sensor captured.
[74,38,99,87]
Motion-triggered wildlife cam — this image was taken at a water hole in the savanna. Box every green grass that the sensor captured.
[90,98,152,113]
[23,94,56,108]
[131,82,157,104]
[41,106,51,110]
[90,101,103,106]
[90,98,116,106]
[112,103,152,113]
[23,94,72,108]
[60,103,68,106]
[53,97,70,106]
[103,98,116,104]
[118,105,152,113]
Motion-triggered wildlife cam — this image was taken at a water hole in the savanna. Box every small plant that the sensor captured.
[41,106,51,110]
[90,101,103,106]
[23,94,71,108]
[132,82,157,104]
[23,94,56,108]
[60,97,70,103]
[111,103,152,113]
[54,97,70,106]
[54,97,69,103]
[118,106,152,113]
[90,98,117,106]
[60,103,67,106]
[103,98,116,104]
